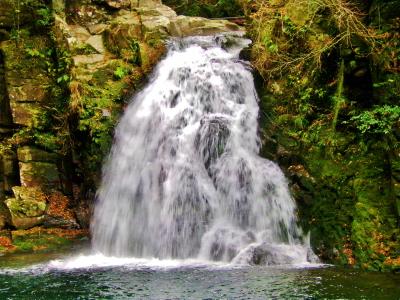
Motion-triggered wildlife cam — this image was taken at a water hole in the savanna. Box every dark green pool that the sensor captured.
[0,251,399,299]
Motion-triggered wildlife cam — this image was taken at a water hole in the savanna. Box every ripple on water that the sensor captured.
[0,254,399,299]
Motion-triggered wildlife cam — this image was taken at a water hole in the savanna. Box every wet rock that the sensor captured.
[75,202,91,229]
[8,83,50,104]
[234,243,308,266]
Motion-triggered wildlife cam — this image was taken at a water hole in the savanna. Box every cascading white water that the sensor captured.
[92,33,316,265]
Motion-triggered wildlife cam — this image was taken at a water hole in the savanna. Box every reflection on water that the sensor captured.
[0,251,399,299]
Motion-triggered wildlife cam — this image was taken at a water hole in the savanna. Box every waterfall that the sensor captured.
[92,33,316,265]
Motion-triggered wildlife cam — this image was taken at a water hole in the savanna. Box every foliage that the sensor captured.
[244,0,375,78]
[114,66,129,80]
[351,105,400,135]
[249,0,400,271]
[35,6,53,28]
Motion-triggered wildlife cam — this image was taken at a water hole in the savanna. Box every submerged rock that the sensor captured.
[233,242,311,266]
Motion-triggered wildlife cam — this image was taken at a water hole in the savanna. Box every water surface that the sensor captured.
[0,252,399,299]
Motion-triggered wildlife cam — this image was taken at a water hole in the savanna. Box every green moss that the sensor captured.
[13,233,72,252]
[248,0,399,270]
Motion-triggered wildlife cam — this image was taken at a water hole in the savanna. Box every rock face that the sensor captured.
[1,36,54,126]
[244,0,400,271]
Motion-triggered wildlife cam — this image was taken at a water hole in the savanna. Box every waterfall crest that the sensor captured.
[92,33,315,265]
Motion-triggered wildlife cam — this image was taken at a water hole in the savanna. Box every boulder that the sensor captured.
[168,16,241,38]
[105,0,132,9]
[137,4,176,40]
[232,243,310,266]
[5,187,47,230]
[19,161,60,189]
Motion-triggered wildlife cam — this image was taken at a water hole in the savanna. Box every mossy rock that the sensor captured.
[9,102,44,127]
[5,198,46,230]
[103,12,142,57]
[19,161,60,189]
[4,186,47,229]
[11,186,47,203]
[10,228,87,253]
[17,146,58,163]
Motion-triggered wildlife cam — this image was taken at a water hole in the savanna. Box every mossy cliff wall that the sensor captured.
[242,0,399,271]
[0,0,239,253]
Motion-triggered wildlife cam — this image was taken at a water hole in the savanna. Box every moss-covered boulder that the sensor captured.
[5,187,47,229]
